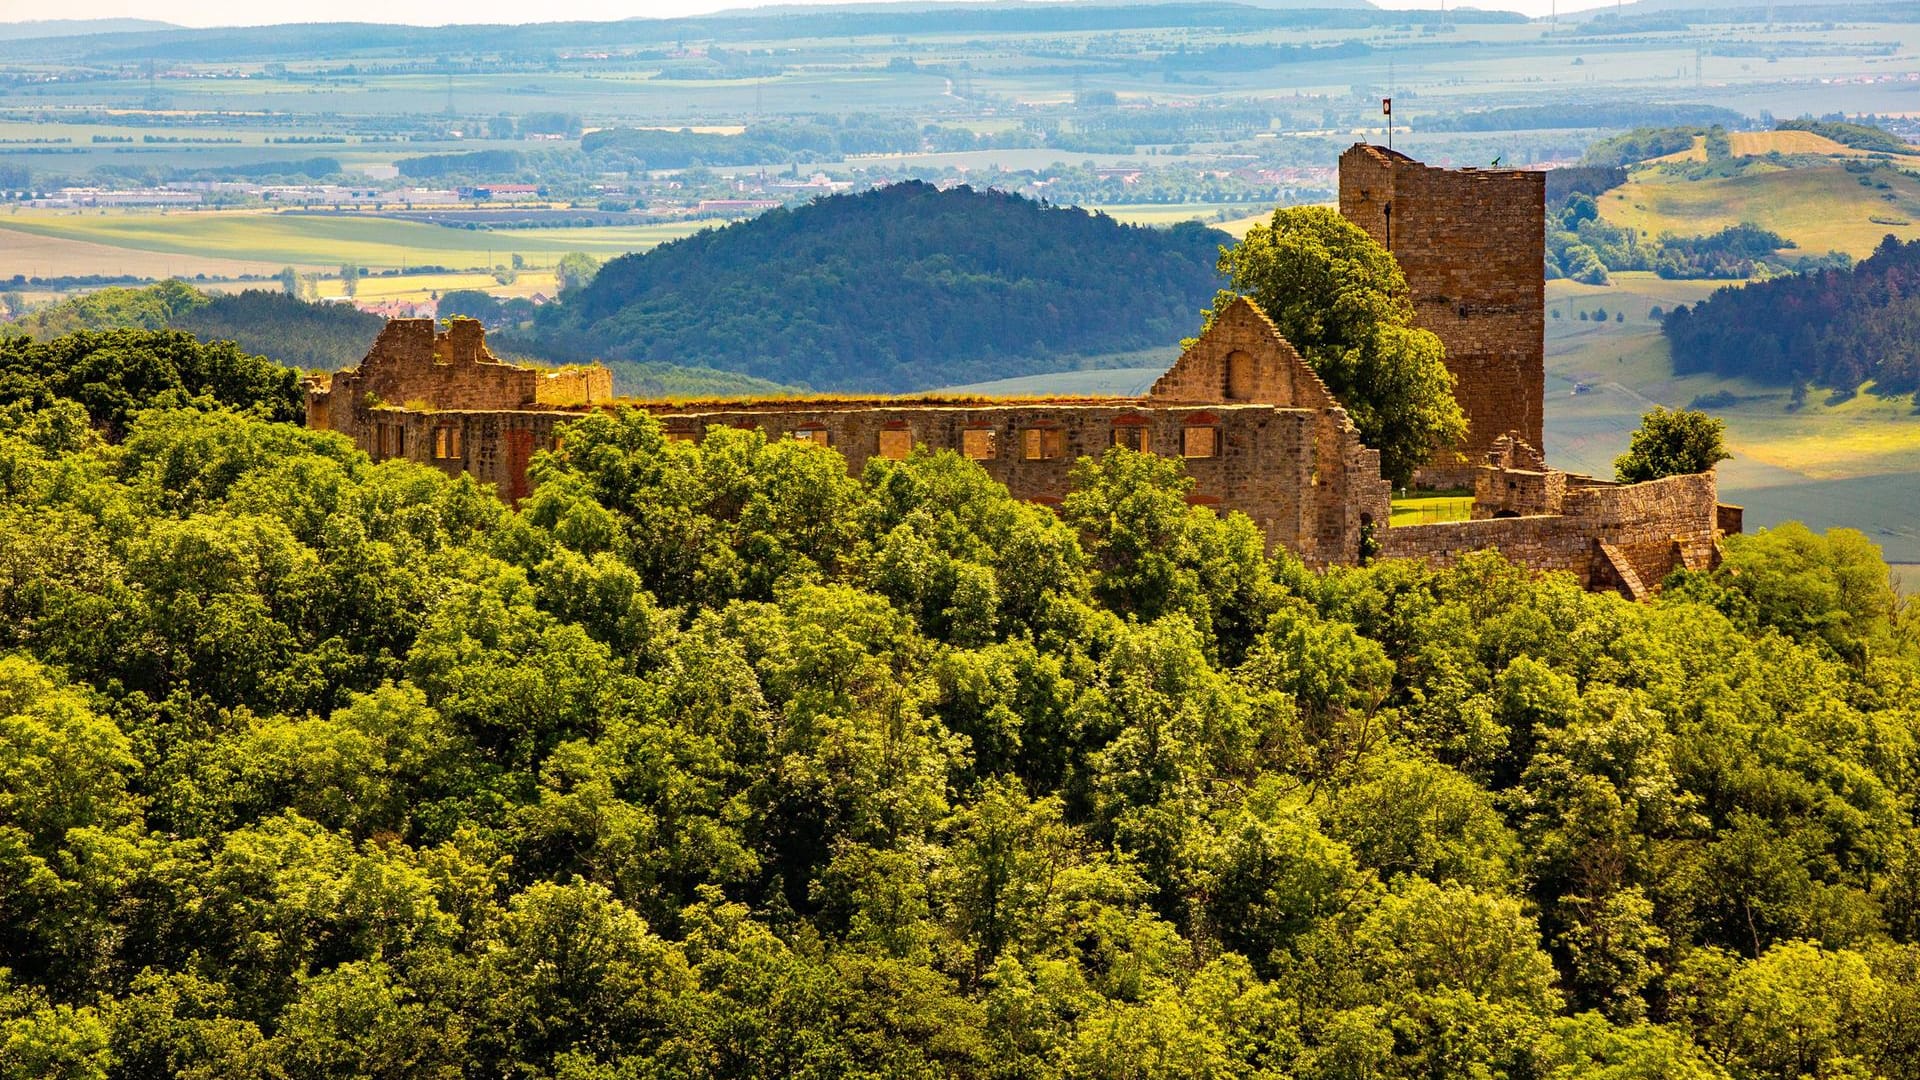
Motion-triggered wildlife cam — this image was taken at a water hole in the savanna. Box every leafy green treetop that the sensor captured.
[555,252,603,296]
[1201,205,1467,486]
[1613,406,1731,483]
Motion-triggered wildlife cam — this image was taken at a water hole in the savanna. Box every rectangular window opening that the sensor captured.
[962,428,997,461]
[1113,426,1149,453]
[1182,427,1219,459]
[1023,428,1065,461]
[877,428,913,460]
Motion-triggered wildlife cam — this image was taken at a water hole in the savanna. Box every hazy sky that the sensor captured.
[7,0,1612,31]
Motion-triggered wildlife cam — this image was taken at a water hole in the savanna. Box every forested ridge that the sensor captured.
[1664,235,1920,392]
[4,280,384,371]
[524,182,1230,392]
[6,330,1920,1078]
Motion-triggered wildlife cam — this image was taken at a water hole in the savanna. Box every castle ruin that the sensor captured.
[303,145,1739,598]
[1339,144,1547,487]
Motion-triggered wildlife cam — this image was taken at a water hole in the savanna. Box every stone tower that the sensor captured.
[1338,144,1545,486]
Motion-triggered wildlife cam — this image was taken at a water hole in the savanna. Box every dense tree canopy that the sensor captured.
[1614,406,1732,483]
[4,281,385,371]
[4,330,1920,1079]
[0,326,302,433]
[1203,205,1468,485]
[526,181,1230,392]
[1664,235,1920,394]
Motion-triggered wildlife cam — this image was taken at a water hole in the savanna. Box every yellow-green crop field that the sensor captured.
[311,270,565,303]
[1598,165,1920,257]
[1,209,712,273]
[1087,203,1273,229]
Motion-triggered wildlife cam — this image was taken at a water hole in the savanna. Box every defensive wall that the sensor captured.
[1381,468,1723,599]
[1339,144,1546,487]
[303,147,1739,598]
[304,301,1393,567]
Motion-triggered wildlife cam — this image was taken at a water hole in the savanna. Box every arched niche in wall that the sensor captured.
[1225,350,1255,401]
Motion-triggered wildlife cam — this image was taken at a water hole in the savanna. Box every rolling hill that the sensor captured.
[529,181,1232,393]
[1595,133,1920,258]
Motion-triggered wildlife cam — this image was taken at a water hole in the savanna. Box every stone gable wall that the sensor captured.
[1339,144,1546,484]
[1147,297,1337,411]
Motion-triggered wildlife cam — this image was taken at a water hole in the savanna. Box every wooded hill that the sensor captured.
[3,280,384,371]
[1664,234,1920,393]
[520,181,1232,393]
[2,328,1920,1078]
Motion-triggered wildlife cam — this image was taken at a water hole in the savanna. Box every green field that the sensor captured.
[1391,493,1473,525]
[1600,164,1920,258]
[1544,273,1920,562]
[2,210,710,273]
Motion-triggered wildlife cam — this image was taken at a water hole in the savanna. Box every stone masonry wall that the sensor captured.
[313,307,1393,566]
[651,401,1384,566]
[1378,471,1721,593]
[309,318,540,418]
[535,366,615,407]
[1146,297,1336,410]
[1339,144,1546,485]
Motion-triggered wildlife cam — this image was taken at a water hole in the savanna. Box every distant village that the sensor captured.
[3,160,1333,219]
[10,169,857,214]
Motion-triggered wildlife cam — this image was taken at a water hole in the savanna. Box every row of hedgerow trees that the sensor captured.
[0,324,1917,1079]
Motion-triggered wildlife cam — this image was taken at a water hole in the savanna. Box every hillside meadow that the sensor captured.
[1545,272,1920,563]
[1598,165,1920,258]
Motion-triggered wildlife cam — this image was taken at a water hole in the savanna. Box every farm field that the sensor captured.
[1,210,711,274]
[309,269,562,303]
[1598,165,1920,257]
[1543,273,1920,561]
[0,223,293,279]
[1087,204,1270,229]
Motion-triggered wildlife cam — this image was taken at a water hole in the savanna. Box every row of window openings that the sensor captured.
[769,424,1218,461]
[372,425,466,461]
[376,426,556,463]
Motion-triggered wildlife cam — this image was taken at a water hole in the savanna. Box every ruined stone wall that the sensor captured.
[307,308,1390,563]
[1473,465,1565,519]
[648,400,1388,566]
[308,318,541,418]
[1146,298,1337,410]
[535,366,615,407]
[1338,145,1545,484]
[1379,471,1722,594]
[346,400,1385,565]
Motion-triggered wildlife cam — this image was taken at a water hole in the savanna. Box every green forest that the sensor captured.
[4,329,1920,1079]
[3,281,384,372]
[1664,234,1920,394]
[524,182,1230,392]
